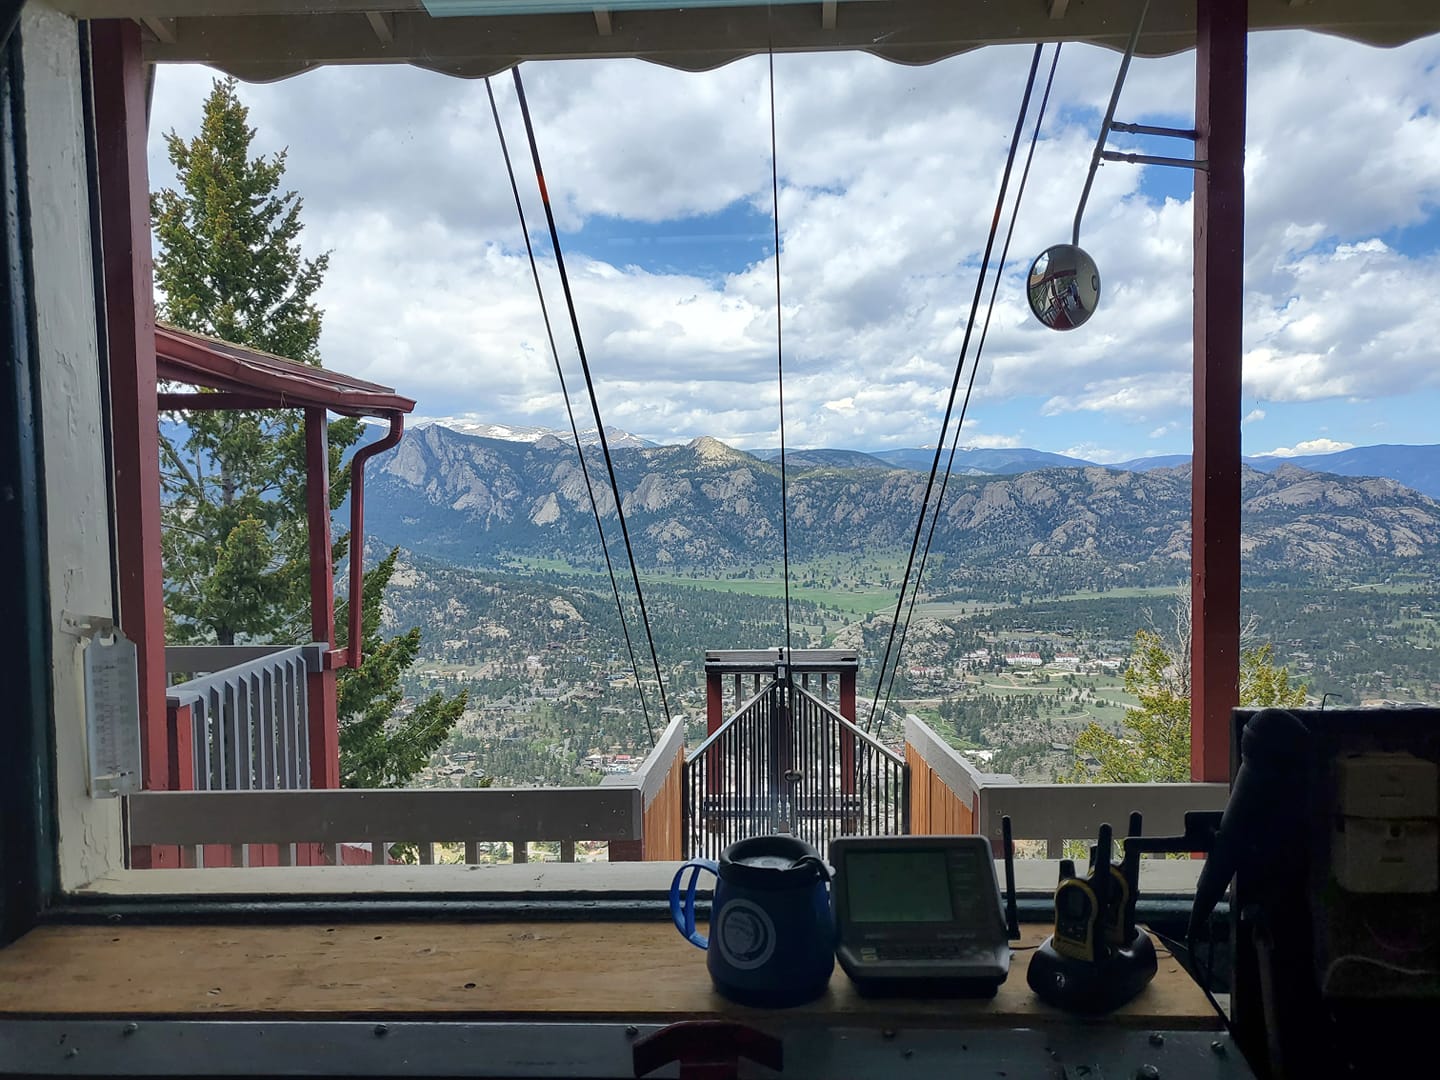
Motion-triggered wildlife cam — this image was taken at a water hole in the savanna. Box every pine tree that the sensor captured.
[153,76,340,645]
[152,77,463,787]
[337,548,470,788]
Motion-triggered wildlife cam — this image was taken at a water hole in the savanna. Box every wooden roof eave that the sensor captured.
[48,1,1440,85]
[154,323,416,419]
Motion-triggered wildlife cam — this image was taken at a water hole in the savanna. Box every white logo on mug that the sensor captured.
[715,898,777,971]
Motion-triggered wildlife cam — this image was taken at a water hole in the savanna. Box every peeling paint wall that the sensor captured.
[23,3,123,887]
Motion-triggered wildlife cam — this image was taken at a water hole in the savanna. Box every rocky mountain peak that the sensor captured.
[686,436,752,466]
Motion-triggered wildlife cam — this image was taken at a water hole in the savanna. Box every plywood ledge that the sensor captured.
[0,922,1220,1028]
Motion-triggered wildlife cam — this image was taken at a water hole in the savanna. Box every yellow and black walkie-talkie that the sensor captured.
[1029,819,1158,1013]
[1051,823,1113,963]
[1051,862,1100,962]
[1101,812,1144,948]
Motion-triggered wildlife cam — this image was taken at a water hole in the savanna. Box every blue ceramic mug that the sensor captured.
[669,835,835,1007]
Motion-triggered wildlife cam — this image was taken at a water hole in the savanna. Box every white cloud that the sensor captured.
[1061,443,1132,465]
[1243,409,1266,424]
[1257,438,1356,458]
[146,29,1440,450]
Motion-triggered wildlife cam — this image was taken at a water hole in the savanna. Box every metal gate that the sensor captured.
[682,679,908,860]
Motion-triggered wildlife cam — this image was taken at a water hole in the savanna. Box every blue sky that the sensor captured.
[149,30,1440,463]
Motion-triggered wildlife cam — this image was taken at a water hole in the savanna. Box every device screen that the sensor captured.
[846,850,954,922]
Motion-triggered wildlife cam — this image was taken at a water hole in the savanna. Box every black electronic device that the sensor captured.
[1219,706,1440,1079]
[1052,855,1102,963]
[1029,817,1159,1013]
[829,831,1019,997]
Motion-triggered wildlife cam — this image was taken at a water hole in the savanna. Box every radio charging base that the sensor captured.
[1027,926,1158,1013]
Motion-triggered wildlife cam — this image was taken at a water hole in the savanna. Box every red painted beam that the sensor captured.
[839,667,857,799]
[91,21,169,793]
[706,670,723,736]
[305,407,340,789]
[156,392,285,412]
[1191,0,1247,783]
[305,408,335,648]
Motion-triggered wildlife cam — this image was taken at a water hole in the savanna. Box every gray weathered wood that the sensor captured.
[978,782,1230,855]
[620,714,685,809]
[127,787,644,846]
[904,714,1015,804]
[165,643,324,675]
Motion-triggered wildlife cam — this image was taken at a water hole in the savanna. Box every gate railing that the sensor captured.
[682,679,908,860]
[166,644,325,791]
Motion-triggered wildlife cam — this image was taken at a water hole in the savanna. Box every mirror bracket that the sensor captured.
[1100,150,1209,171]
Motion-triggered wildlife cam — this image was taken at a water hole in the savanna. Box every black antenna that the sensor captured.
[1123,811,1144,935]
[1093,823,1113,943]
[1059,858,1076,883]
[1001,815,1020,941]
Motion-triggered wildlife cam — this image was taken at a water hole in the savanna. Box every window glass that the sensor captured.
[67,2,1440,886]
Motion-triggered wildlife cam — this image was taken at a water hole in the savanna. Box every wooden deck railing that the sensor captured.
[904,715,1229,856]
[605,715,685,861]
[125,715,688,868]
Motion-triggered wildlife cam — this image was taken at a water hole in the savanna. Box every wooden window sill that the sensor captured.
[0,921,1219,1029]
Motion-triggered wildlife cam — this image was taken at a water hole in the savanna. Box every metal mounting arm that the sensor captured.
[1073,0,1151,244]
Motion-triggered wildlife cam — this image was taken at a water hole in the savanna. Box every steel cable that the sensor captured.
[484,76,656,745]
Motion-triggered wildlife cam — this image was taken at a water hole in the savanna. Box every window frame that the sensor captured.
[2,3,1225,937]
[0,11,59,949]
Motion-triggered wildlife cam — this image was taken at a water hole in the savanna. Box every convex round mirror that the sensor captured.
[1027,243,1101,331]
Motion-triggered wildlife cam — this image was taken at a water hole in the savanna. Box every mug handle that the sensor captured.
[669,858,719,950]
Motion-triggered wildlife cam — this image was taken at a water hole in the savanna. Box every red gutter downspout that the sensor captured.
[343,411,406,669]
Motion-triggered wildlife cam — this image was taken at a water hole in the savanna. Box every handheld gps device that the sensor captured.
[829,834,1017,997]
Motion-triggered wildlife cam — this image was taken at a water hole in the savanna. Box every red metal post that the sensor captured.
[305,407,340,789]
[1191,0,1247,782]
[609,840,643,861]
[706,669,723,736]
[839,666,857,798]
[91,21,168,793]
[306,408,335,646]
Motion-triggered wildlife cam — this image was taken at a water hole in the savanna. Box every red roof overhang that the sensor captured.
[154,323,415,418]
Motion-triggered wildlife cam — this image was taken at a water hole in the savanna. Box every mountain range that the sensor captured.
[411,418,655,450]
[392,421,1440,499]
[366,424,1440,592]
[1117,444,1440,500]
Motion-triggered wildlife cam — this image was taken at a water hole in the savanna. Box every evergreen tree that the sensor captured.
[152,77,463,787]
[153,76,341,644]
[337,548,469,787]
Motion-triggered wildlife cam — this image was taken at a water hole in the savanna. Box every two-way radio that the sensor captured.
[1028,814,1158,1012]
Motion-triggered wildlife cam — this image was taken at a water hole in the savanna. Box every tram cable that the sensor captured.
[876,44,1063,736]
[508,67,674,741]
[768,47,796,668]
[866,44,1046,735]
[485,76,656,745]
